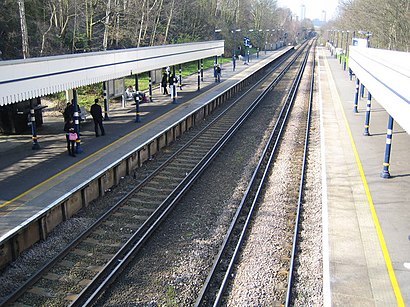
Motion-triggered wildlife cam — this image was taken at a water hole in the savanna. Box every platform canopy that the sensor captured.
[349,46,410,134]
[0,41,224,106]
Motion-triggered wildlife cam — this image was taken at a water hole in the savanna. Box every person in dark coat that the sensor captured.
[161,73,168,95]
[63,102,74,132]
[90,98,105,137]
[66,127,77,157]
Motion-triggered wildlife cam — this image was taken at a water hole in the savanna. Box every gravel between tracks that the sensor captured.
[97,53,323,305]
[226,52,323,306]
[0,50,323,306]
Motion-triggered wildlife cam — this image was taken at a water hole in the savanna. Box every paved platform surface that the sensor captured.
[319,47,410,306]
[0,50,283,238]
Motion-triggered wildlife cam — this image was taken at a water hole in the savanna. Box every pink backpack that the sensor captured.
[68,132,77,141]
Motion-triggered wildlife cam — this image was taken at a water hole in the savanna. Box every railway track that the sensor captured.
[2,41,316,306]
[195,41,315,306]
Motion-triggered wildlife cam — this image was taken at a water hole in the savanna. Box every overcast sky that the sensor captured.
[276,0,339,21]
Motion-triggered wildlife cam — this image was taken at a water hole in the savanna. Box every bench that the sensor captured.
[79,106,90,122]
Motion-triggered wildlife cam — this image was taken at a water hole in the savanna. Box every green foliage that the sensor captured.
[164,285,178,307]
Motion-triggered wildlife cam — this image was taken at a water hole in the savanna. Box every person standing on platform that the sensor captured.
[63,101,74,132]
[215,64,221,82]
[66,127,77,157]
[90,98,105,137]
[161,73,169,95]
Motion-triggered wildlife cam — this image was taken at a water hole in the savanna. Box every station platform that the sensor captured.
[0,50,284,239]
[319,47,410,306]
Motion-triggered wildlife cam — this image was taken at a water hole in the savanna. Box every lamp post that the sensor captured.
[272,29,277,49]
[265,29,270,54]
[214,29,222,78]
[257,29,262,58]
[247,29,254,62]
[231,28,241,71]
[232,28,241,57]
[344,30,349,71]
[340,31,344,64]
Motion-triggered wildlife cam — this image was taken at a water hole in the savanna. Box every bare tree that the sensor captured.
[17,0,30,58]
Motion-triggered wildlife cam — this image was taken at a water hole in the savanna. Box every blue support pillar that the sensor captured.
[72,89,83,154]
[179,64,182,90]
[381,115,394,179]
[360,84,365,98]
[214,56,218,82]
[172,66,177,104]
[200,59,204,82]
[148,71,153,102]
[134,94,141,123]
[380,115,394,179]
[29,99,40,150]
[103,81,109,120]
[232,55,236,71]
[354,78,359,113]
[197,60,200,91]
[363,92,372,136]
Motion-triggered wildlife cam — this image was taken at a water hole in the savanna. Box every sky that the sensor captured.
[276,0,339,21]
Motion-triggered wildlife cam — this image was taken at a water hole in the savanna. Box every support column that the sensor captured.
[197,60,200,91]
[103,81,109,120]
[135,74,139,91]
[172,66,177,104]
[72,89,83,153]
[134,94,141,123]
[178,64,182,90]
[148,71,153,102]
[360,84,365,98]
[363,92,372,136]
[29,99,40,150]
[353,78,359,113]
[200,59,204,82]
[214,55,218,82]
[381,115,394,179]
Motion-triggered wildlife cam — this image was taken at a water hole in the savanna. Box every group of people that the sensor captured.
[125,86,148,103]
[161,70,181,96]
[63,98,105,157]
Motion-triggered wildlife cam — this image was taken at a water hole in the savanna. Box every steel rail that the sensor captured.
[285,41,317,306]
[70,45,309,307]
[0,49,294,306]
[194,41,313,306]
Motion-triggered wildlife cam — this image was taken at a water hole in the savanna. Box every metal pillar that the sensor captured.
[381,115,394,179]
[360,84,365,98]
[148,71,153,101]
[135,74,139,91]
[134,94,141,123]
[197,60,200,91]
[214,55,218,82]
[29,99,40,150]
[363,92,372,136]
[179,64,182,90]
[232,55,236,71]
[72,89,83,153]
[103,81,109,120]
[200,59,204,82]
[354,78,359,113]
[172,66,177,104]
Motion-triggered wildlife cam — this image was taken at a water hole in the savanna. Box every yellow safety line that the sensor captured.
[0,101,190,210]
[325,53,404,306]
[0,53,276,210]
